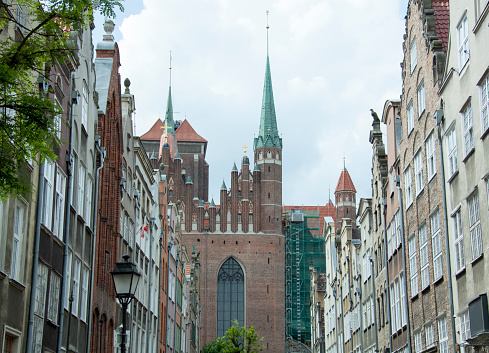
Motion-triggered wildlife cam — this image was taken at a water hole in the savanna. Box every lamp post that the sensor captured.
[111,254,141,353]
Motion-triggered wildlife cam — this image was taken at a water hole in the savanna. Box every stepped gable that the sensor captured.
[334,168,357,193]
[432,1,449,52]
[140,118,164,140]
[175,119,207,143]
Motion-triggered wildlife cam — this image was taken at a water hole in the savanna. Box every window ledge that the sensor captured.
[416,188,425,199]
[433,275,444,286]
[448,170,459,184]
[463,148,475,163]
[471,253,484,266]
[418,110,425,120]
[428,172,437,184]
[455,267,466,279]
[481,127,489,141]
[421,284,431,294]
[8,278,26,291]
[46,319,59,328]
[0,270,7,280]
[410,293,419,301]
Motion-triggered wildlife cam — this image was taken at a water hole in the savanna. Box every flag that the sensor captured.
[139,224,150,238]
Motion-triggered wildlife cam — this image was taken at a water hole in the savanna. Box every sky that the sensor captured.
[93,0,410,207]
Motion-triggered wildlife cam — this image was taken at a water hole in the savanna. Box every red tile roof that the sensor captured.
[140,118,164,141]
[175,119,207,143]
[432,1,450,53]
[334,169,357,193]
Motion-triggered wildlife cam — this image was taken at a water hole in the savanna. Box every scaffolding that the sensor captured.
[284,208,326,346]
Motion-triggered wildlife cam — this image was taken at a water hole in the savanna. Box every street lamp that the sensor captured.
[111,254,141,353]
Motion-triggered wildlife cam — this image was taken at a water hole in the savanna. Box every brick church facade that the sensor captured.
[141,45,285,351]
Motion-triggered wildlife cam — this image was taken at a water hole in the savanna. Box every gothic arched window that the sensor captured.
[217,257,244,337]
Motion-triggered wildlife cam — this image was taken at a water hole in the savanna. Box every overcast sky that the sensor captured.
[93,0,409,207]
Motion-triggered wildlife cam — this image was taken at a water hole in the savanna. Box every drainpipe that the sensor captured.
[157,228,164,352]
[395,179,412,352]
[370,257,379,352]
[381,197,392,351]
[25,161,45,353]
[57,79,78,353]
[435,109,457,352]
[130,188,139,351]
[85,137,106,352]
[147,217,155,353]
[356,273,363,353]
[173,251,180,351]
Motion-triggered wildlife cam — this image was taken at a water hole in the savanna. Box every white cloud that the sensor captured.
[93,0,408,206]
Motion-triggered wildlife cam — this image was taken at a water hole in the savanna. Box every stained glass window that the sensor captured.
[217,257,244,337]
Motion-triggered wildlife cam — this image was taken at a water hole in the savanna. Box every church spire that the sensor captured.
[165,51,175,134]
[254,12,282,150]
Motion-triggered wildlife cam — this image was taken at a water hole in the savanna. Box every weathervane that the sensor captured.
[242,144,248,154]
[169,50,172,85]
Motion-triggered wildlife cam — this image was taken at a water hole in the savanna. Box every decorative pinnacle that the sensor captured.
[242,144,248,154]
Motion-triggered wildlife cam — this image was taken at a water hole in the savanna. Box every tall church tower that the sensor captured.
[253,21,282,235]
[334,163,357,231]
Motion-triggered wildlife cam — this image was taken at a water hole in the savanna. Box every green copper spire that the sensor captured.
[163,86,175,134]
[254,19,282,150]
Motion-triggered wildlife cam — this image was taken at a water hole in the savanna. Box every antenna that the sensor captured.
[266,10,270,56]
[169,50,172,85]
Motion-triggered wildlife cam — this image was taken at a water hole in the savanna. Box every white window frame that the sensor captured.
[425,323,434,347]
[42,160,55,230]
[64,251,72,310]
[390,284,397,333]
[467,191,483,259]
[410,37,417,73]
[431,210,443,281]
[414,150,424,195]
[85,175,93,227]
[11,202,25,282]
[414,331,423,353]
[82,80,88,128]
[426,132,436,180]
[462,102,474,157]
[72,258,81,317]
[459,311,470,353]
[407,100,414,134]
[400,272,406,326]
[409,235,418,296]
[480,75,489,135]
[404,165,413,207]
[32,262,48,353]
[77,163,86,215]
[419,224,430,290]
[81,266,89,322]
[47,271,61,324]
[447,126,458,177]
[417,81,425,117]
[438,317,449,353]
[453,209,465,272]
[53,169,66,239]
[457,12,469,69]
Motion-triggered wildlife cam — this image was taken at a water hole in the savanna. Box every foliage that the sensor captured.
[203,321,264,353]
[0,0,123,200]
[202,337,226,353]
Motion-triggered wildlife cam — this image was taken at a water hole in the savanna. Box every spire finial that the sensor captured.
[343,156,346,169]
[266,10,270,57]
[329,186,331,200]
[169,50,172,85]
[242,144,248,154]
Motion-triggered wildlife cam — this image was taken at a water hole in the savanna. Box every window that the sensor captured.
[467,191,482,259]
[72,258,81,317]
[217,258,244,337]
[417,81,425,116]
[394,277,401,330]
[462,103,474,157]
[408,236,418,296]
[404,166,413,207]
[426,132,436,180]
[11,203,25,282]
[54,102,62,139]
[438,317,449,353]
[410,37,417,73]
[390,285,396,333]
[82,81,88,128]
[53,170,66,239]
[47,272,61,324]
[481,75,489,134]
[85,176,92,226]
[64,252,72,310]
[419,224,430,290]
[431,210,443,280]
[453,210,465,272]
[387,224,392,258]
[81,266,89,322]
[414,151,424,195]
[425,323,434,347]
[32,262,48,353]
[459,311,470,353]
[414,331,423,353]
[447,127,458,176]
[42,160,55,230]
[78,164,86,214]
[457,13,469,69]
[407,100,414,134]
[400,273,406,326]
